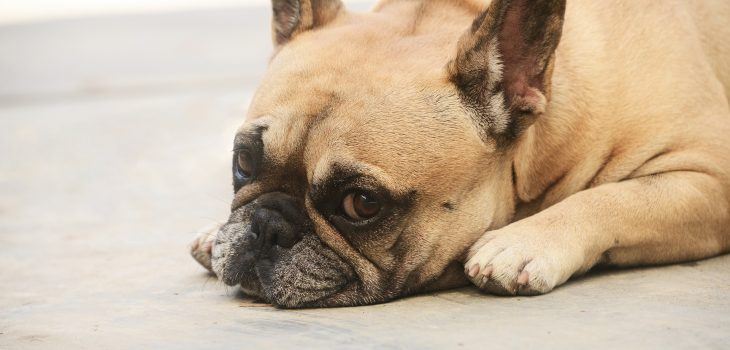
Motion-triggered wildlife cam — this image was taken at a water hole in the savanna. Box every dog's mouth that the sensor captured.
[211,203,358,308]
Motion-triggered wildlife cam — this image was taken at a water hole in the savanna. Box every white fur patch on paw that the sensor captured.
[190,223,222,272]
[464,230,572,296]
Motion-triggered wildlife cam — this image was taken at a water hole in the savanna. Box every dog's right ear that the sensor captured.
[447,0,566,145]
[271,0,344,47]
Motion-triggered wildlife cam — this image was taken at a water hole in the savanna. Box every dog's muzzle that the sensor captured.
[211,192,356,307]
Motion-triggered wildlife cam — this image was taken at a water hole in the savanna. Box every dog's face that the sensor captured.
[211,0,564,307]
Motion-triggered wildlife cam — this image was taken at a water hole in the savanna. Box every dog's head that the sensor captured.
[210,0,565,307]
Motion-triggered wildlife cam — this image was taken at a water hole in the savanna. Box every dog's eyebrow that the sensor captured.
[309,160,411,203]
[233,124,268,154]
[309,160,418,217]
[309,161,365,204]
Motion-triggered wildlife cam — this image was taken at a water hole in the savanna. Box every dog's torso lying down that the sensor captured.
[190,0,730,307]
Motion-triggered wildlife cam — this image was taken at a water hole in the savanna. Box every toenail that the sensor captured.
[517,271,529,285]
[468,264,480,278]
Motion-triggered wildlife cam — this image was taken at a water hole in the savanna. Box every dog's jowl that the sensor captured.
[190,0,730,307]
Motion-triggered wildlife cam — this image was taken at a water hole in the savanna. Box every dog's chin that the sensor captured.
[211,209,357,308]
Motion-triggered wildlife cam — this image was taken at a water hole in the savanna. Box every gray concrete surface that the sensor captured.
[1,7,729,350]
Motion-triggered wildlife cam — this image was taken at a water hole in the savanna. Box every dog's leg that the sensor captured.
[190,224,222,272]
[464,171,730,296]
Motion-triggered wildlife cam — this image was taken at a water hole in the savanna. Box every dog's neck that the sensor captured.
[510,47,596,218]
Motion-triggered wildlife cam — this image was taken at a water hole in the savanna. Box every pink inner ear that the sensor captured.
[498,0,541,110]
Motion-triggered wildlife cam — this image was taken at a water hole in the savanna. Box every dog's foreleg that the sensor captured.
[464,171,730,295]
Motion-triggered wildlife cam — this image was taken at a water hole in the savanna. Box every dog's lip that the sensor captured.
[281,282,359,308]
[258,262,367,308]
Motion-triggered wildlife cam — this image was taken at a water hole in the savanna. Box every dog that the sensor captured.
[190,0,730,308]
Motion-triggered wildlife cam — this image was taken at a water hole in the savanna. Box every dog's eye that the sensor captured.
[234,151,253,182]
[342,191,380,221]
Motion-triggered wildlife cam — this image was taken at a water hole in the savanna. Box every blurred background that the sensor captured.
[0,0,373,103]
[2,0,268,24]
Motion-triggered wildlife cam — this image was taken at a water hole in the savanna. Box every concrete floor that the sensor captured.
[1,7,729,350]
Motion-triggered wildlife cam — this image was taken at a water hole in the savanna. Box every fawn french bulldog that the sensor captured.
[191,0,730,307]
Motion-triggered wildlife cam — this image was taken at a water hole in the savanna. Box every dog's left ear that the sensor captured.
[271,0,344,46]
[448,0,566,143]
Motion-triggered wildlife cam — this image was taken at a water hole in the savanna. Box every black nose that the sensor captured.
[250,192,308,252]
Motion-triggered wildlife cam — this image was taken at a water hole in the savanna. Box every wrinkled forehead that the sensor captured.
[301,91,481,184]
[247,9,468,114]
[241,88,484,197]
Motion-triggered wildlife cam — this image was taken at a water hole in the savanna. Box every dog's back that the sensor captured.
[687,0,730,102]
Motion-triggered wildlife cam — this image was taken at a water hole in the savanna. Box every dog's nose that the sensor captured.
[250,192,308,251]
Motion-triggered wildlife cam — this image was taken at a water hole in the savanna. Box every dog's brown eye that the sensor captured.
[236,152,253,179]
[342,192,380,221]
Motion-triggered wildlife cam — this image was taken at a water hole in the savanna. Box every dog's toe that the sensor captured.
[465,233,565,296]
[190,223,221,272]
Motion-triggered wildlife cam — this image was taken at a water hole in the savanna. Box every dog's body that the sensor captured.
[463,0,730,293]
[191,0,730,307]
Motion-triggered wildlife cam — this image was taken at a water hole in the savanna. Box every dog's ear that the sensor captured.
[448,0,566,144]
[271,0,343,46]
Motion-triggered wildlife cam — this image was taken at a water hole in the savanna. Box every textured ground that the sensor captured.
[1,7,729,349]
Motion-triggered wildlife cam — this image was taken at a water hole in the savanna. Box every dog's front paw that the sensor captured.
[190,223,222,272]
[464,228,582,296]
